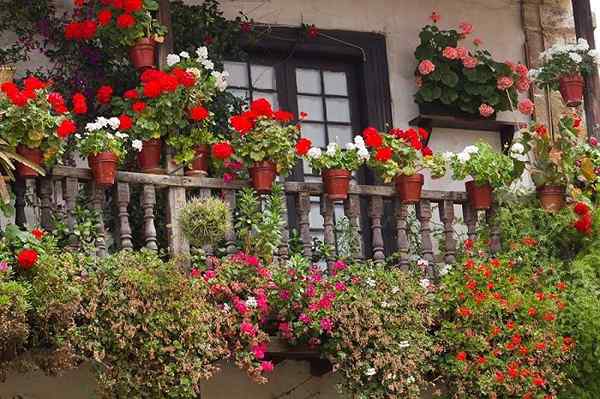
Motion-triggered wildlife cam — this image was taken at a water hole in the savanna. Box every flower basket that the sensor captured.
[395,173,424,204]
[0,65,15,85]
[129,37,156,71]
[322,168,351,201]
[537,185,565,212]
[558,74,584,107]
[90,151,119,186]
[138,139,162,173]
[249,160,277,194]
[185,144,210,176]
[16,144,43,179]
[465,180,492,210]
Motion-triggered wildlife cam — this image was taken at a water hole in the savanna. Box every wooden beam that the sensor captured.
[572,0,600,137]
[157,0,174,68]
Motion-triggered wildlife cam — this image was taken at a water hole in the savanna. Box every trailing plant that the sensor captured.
[449,142,517,188]
[179,196,232,248]
[299,136,369,173]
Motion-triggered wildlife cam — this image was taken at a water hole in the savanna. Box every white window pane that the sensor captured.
[253,91,278,109]
[230,89,249,102]
[250,64,276,90]
[328,125,353,145]
[298,95,323,121]
[224,61,248,88]
[309,200,323,229]
[323,71,348,95]
[326,98,350,122]
[296,68,321,94]
[301,122,326,148]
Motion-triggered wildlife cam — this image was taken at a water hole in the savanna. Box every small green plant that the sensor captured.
[179,196,231,248]
[449,142,517,188]
[300,138,369,173]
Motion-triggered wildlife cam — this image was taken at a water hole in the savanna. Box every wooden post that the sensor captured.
[572,0,600,137]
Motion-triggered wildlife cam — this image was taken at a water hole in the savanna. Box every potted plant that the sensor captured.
[531,39,599,107]
[0,76,79,178]
[449,142,516,210]
[230,98,300,193]
[78,116,133,186]
[363,126,446,203]
[298,137,369,201]
[414,14,530,118]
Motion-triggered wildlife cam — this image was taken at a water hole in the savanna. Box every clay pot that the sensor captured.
[0,65,15,85]
[138,139,162,173]
[537,185,565,212]
[323,169,351,201]
[558,74,584,107]
[249,161,277,194]
[129,37,156,70]
[185,144,210,176]
[16,145,43,179]
[90,152,119,186]
[465,180,493,210]
[395,173,424,204]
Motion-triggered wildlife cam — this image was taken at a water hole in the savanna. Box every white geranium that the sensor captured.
[442,151,454,160]
[365,278,376,288]
[211,70,229,91]
[357,147,370,160]
[577,38,590,51]
[132,139,143,152]
[510,142,524,154]
[326,142,338,156]
[108,117,120,130]
[196,46,208,60]
[464,145,479,154]
[569,52,583,63]
[457,152,471,163]
[179,51,190,59]
[307,147,322,159]
[353,135,365,147]
[166,53,180,67]
[528,68,540,80]
[115,132,128,139]
[345,142,356,151]
[202,59,214,70]
[365,368,376,377]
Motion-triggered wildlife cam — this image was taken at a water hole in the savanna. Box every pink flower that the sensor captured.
[515,63,528,77]
[319,295,333,310]
[257,267,271,279]
[252,342,268,359]
[279,290,291,300]
[462,56,478,69]
[240,322,256,336]
[308,337,321,348]
[0,261,8,272]
[260,361,274,373]
[224,160,242,170]
[203,270,217,281]
[473,37,482,46]
[308,303,320,312]
[190,268,201,278]
[430,11,441,23]
[333,260,347,273]
[299,313,311,324]
[497,76,514,90]
[246,255,260,266]
[516,76,530,92]
[456,47,469,59]
[320,318,333,333]
[234,299,249,315]
[589,137,598,147]
[415,76,423,88]
[479,103,495,118]
[335,281,347,292]
[459,22,473,35]
[278,322,291,337]
[442,46,458,60]
[304,285,316,298]
[309,271,322,283]
[418,60,435,75]
[518,98,535,115]
[223,173,234,183]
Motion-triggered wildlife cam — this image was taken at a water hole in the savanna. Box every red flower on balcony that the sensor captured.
[212,141,234,160]
[17,248,38,270]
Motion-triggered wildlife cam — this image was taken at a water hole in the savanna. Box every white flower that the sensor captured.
[439,264,452,276]
[528,68,540,80]
[202,59,214,70]
[326,142,338,156]
[391,286,400,294]
[406,376,415,384]
[115,132,128,139]
[74,133,81,139]
[108,117,120,130]
[357,147,370,160]
[196,46,208,60]
[364,368,376,376]
[419,278,431,290]
[245,296,257,308]
[510,142,524,154]
[399,341,410,348]
[381,301,390,308]
[569,52,583,63]
[166,53,180,67]
[211,70,229,91]
[179,51,190,59]
[353,135,365,147]
[307,147,322,159]
[365,278,376,288]
[457,152,471,163]
[85,122,99,132]
[222,303,230,313]
[345,142,356,151]
[464,145,479,154]
[131,139,143,152]
[589,49,600,63]
[442,151,454,160]
[577,38,590,51]
[417,258,429,268]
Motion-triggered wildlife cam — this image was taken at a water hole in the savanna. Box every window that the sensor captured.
[224,61,279,109]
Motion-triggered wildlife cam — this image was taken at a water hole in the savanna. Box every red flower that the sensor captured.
[31,228,45,240]
[57,119,77,139]
[274,110,294,122]
[362,127,382,148]
[295,138,312,156]
[97,9,112,26]
[64,20,97,40]
[189,105,209,121]
[430,11,441,23]
[574,213,592,234]
[533,376,546,387]
[116,13,136,29]
[464,239,474,251]
[118,114,133,131]
[457,306,472,318]
[123,89,139,100]
[240,21,252,33]
[212,141,234,160]
[421,146,433,156]
[260,361,274,373]
[7,92,28,107]
[96,85,113,104]
[250,98,273,117]
[455,351,467,361]
[375,147,393,161]
[132,101,146,113]
[142,81,162,98]
[123,0,143,13]
[17,248,38,270]
[1,82,18,96]
[495,371,504,383]
[556,281,567,291]
[307,24,319,39]
[72,93,88,114]
[573,201,590,215]
[74,0,85,6]
[160,74,179,92]
[174,70,196,87]
[528,307,537,317]
[543,312,556,322]
[24,76,47,91]
[230,115,253,134]
[48,92,67,114]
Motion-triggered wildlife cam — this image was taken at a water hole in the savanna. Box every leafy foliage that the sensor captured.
[450,142,517,188]
[179,196,231,248]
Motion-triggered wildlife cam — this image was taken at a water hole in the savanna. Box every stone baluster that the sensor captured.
[91,182,107,257]
[368,196,385,262]
[296,192,312,258]
[462,203,477,243]
[115,182,133,250]
[439,200,456,265]
[416,200,435,275]
[486,203,502,253]
[63,177,79,249]
[277,193,290,260]
[395,200,410,270]
[320,194,336,270]
[38,177,54,230]
[343,194,362,259]
[142,184,158,251]
[13,178,26,228]
[222,189,237,255]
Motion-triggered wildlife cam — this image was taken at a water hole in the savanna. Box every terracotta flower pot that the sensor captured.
[138,139,162,173]
[0,65,15,85]
[323,169,351,201]
[465,180,493,210]
[395,173,424,204]
[249,161,277,194]
[558,74,584,107]
[90,152,119,186]
[537,185,565,212]
[129,37,156,71]
[16,145,43,179]
[185,144,210,176]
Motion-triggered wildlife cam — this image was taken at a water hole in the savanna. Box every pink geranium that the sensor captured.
[442,46,458,60]
[515,63,528,77]
[223,172,234,183]
[335,281,347,292]
[252,342,268,359]
[418,60,435,75]
[320,318,334,333]
[304,284,316,298]
[496,76,514,90]
[415,76,423,88]
[456,47,469,60]
[299,313,311,324]
[518,98,535,115]
[462,56,478,69]
[459,21,473,35]
[203,270,217,281]
[279,289,291,300]
[516,76,530,93]
[479,104,495,118]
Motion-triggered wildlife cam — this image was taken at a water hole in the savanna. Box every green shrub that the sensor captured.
[0,277,30,380]
[179,196,231,248]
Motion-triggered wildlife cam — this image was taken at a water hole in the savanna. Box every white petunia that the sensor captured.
[326,142,338,156]
[202,59,214,70]
[457,152,471,163]
[307,147,322,159]
[108,117,120,130]
[345,142,356,151]
[166,53,180,67]
[196,46,208,60]
[463,145,479,154]
[245,296,257,308]
[364,368,376,376]
[179,51,190,59]
[569,52,583,63]
[131,139,143,152]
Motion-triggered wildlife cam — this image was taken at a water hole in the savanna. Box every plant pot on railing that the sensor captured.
[89,152,118,186]
[185,144,210,176]
[138,139,162,173]
[0,65,15,85]
[323,169,351,201]
[249,160,277,194]
[537,185,565,212]
[465,180,493,210]
[395,173,424,204]
[558,74,584,107]
[129,37,156,71]
[16,145,43,179]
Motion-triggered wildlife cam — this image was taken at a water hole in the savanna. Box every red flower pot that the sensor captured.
[395,173,424,204]
[16,145,43,179]
[185,144,210,176]
[129,37,156,71]
[249,161,277,194]
[90,151,119,186]
[138,139,162,173]
[465,180,493,210]
[323,169,351,201]
[559,74,584,107]
[537,185,565,212]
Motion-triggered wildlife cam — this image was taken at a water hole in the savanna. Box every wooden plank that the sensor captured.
[157,0,174,69]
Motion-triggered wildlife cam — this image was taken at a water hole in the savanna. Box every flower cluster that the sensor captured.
[449,142,517,188]
[572,201,592,234]
[299,136,369,173]
[77,116,138,159]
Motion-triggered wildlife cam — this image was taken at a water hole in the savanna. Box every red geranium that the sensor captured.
[24,76,47,91]
[17,248,38,270]
[48,92,68,114]
[250,98,273,117]
[118,114,133,131]
[96,85,113,104]
[72,92,88,114]
[159,74,179,93]
[295,137,312,156]
[362,127,382,149]
[230,115,253,134]
[573,202,589,215]
[421,146,433,156]
[123,89,139,100]
[574,213,592,234]
[375,146,393,161]
[274,110,294,122]
[116,13,136,29]
[132,101,146,113]
[97,9,112,26]
[57,119,77,138]
[212,141,234,160]
[189,105,209,121]
[31,228,45,240]
[123,0,143,13]
[142,81,162,98]
[64,20,97,40]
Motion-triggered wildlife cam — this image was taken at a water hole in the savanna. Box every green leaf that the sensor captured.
[441,71,459,87]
